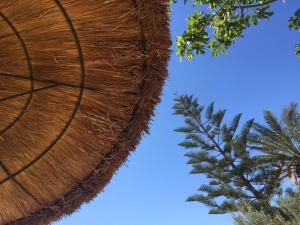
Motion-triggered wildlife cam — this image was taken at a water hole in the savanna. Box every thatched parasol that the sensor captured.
[0,0,170,224]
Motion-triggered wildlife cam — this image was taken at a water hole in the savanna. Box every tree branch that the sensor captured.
[234,0,278,10]
[192,116,264,200]
[200,0,234,33]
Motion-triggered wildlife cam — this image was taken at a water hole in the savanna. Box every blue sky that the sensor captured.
[55,1,300,225]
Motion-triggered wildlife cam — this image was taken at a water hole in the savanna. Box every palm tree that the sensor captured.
[249,103,300,185]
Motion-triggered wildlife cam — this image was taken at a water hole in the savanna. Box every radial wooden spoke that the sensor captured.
[0,161,42,205]
[0,72,96,90]
[0,83,59,102]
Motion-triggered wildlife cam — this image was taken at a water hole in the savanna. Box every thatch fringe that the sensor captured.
[1,0,170,224]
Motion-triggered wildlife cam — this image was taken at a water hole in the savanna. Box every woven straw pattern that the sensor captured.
[0,0,170,224]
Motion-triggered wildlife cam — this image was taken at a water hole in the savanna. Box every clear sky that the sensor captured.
[55,1,300,225]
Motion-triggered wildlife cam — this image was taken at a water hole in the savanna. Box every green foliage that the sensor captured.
[169,0,300,60]
[233,191,300,225]
[249,103,300,164]
[295,44,300,57]
[289,9,300,31]
[289,9,300,57]
[174,95,284,214]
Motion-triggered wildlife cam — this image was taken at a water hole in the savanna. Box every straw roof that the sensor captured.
[0,0,170,224]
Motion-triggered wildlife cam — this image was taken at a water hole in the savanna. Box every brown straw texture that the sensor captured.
[0,0,170,224]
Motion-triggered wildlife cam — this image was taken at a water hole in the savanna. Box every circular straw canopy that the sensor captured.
[0,0,170,224]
